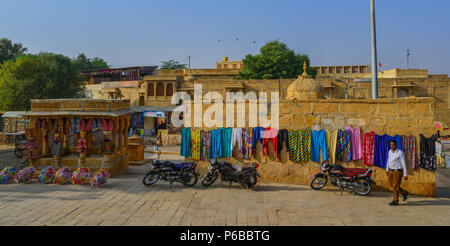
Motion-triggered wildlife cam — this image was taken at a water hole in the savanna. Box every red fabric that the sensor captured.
[262,127,278,156]
[362,131,375,166]
[102,119,113,131]
[77,139,88,153]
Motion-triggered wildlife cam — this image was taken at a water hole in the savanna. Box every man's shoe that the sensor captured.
[389,201,399,206]
[403,191,409,201]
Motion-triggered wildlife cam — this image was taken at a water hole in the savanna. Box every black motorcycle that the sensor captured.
[143,151,199,189]
[201,160,261,189]
[310,161,376,196]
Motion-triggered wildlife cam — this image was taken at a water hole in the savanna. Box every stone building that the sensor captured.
[82,58,450,196]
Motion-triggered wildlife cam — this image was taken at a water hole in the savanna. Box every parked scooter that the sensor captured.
[310,160,376,196]
[201,160,260,189]
[143,145,199,189]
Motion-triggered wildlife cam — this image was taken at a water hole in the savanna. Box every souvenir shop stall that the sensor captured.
[0,111,28,145]
[435,122,450,168]
[129,106,179,146]
[23,99,132,177]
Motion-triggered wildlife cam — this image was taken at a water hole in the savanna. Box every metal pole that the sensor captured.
[407,49,410,69]
[370,0,379,99]
[188,55,191,69]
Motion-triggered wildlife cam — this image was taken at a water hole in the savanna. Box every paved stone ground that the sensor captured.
[0,153,449,226]
[0,146,24,169]
[437,168,450,198]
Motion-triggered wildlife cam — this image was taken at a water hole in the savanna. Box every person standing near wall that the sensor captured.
[386,140,409,206]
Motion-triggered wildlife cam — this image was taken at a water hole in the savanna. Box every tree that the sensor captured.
[160,59,186,69]
[238,40,317,79]
[0,53,85,111]
[72,53,110,71]
[0,38,28,64]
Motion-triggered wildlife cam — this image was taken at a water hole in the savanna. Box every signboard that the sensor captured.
[144,111,166,118]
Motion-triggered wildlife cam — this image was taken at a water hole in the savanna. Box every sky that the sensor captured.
[1,0,450,74]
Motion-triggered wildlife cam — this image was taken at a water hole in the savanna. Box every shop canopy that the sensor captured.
[1,111,28,118]
[23,110,133,117]
[130,106,181,113]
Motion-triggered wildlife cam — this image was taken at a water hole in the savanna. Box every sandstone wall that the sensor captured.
[184,97,438,197]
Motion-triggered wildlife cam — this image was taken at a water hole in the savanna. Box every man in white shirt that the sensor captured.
[386,140,409,206]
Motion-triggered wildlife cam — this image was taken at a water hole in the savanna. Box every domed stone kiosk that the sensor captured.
[287,62,323,100]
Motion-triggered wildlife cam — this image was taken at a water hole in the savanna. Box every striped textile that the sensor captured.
[344,130,352,162]
[336,130,345,162]
[299,128,311,162]
[288,129,298,162]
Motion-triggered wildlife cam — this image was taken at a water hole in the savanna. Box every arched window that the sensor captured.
[166,83,174,97]
[148,83,154,97]
[156,83,164,96]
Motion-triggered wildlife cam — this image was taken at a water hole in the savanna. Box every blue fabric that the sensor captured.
[388,135,402,151]
[252,127,264,149]
[311,130,328,163]
[211,128,223,159]
[71,118,80,134]
[139,113,144,128]
[374,134,390,168]
[180,127,191,157]
[222,127,232,157]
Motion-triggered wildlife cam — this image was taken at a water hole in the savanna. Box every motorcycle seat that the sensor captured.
[170,162,193,170]
[232,164,243,172]
[342,168,369,177]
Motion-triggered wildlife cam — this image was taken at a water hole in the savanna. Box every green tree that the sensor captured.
[238,40,317,79]
[160,59,186,69]
[0,53,85,111]
[0,38,28,64]
[72,53,110,71]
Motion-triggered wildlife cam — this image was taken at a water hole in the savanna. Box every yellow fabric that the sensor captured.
[326,130,338,164]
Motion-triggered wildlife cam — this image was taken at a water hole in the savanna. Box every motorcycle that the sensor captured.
[142,147,199,189]
[310,160,376,196]
[201,160,261,189]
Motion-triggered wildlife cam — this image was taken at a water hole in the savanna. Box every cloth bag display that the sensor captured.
[72,168,91,185]
[90,169,110,187]
[0,167,18,184]
[54,168,72,185]
[38,166,55,184]
[15,167,35,184]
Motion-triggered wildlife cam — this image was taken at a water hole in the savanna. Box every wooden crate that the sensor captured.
[128,143,144,161]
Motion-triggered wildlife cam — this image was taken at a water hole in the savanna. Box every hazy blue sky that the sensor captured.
[1,0,449,74]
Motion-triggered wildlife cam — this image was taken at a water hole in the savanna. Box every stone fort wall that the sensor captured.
[183,97,439,196]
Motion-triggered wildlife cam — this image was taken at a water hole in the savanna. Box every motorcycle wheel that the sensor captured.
[352,178,372,196]
[310,175,328,190]
[246,173,258,189]
[182,171,198,187]
[201,172,218,187]
[143,172,159,186]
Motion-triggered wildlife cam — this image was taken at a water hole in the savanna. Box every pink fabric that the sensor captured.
[348,126,362,160]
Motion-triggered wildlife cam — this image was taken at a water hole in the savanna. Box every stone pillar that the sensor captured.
[119,117,124,149]
[164,82,168,99]
[124,115,129,148]
[113,118,119,154]
[41,118,49,157]
[64,118,70,154]
[153,83,157,100]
